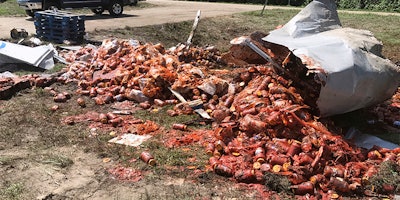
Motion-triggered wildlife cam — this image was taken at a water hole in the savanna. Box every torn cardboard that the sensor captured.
[108,134,152,147]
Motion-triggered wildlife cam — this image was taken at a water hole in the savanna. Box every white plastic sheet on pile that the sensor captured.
[263,0,400,117]
[0,40,55,70]
[345,128,399,150]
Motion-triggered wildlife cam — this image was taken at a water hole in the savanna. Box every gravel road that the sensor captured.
[0,0,263,39]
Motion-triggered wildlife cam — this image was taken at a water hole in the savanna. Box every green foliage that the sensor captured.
[337,0,400,12]
[156,148,191,166]
[0,183,24,200]
[189,0,306,6]
[0,0,26,16]
[133,106,199,130]
[364,0,400,12]
[45,63,66,73]
[40,154,74,168]
[190,0,400,12]
[337,0,363,9]
[369,161,400,194]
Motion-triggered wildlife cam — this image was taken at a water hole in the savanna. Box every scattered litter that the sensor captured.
[108,165,143,182]
[135,120,159,135]
[76,97,86,107]
[10,28,28,39]
[169,87,211,119]
[126,89,149,103]
[172,123,188,131]
[139,151,156,166]
[0,71,16,78]
[108,133,152,147]
[29,37,42,45]
[111,110,132,115]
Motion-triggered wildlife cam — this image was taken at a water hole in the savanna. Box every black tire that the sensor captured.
[10,28,19,39]
[25,10,35,17]
[44,1,60,10]
[130,0,138,6]
[108,0,123,16]
[91,8,105,15]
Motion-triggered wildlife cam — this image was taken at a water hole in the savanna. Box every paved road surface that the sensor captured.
[0,0,264,39]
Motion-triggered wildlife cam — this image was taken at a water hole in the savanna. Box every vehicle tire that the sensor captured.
[25,10,35,17]
[44,1,60,10]
[91,8,105,15]
[108,0,123,16]
[130,0,138,6]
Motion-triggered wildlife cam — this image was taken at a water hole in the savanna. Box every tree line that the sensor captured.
[203,0,399,12]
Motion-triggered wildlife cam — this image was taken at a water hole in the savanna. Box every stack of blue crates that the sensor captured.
[34,10,85,43]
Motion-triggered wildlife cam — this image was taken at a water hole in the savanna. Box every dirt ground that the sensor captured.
[0,82,266,200]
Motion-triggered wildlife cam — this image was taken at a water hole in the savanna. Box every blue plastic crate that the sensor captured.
[34,10,85,43]
[37,32,85,43]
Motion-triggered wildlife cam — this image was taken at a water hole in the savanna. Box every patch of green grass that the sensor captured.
[368,161,400,194]
[0,155,23,166]
[339,12,400,61]
[156,147,191,166]
[133,106,199,130]
[39,154,74,168]
[0,84,94,149]
[0,183,24,200]
[132,136,194,167]
[33,87,47,98]
[0,157,12,165]
[0,0,26,16]
[45,63,66,74]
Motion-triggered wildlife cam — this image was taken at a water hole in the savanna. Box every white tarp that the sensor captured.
[0,40,55,69]
[108,134,152,147]
[263,0,400,117]
[345,128,399,150]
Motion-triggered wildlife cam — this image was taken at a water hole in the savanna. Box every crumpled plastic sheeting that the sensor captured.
[263,0,400,117]
[0,41,55,70]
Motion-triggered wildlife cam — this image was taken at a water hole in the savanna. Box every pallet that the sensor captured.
[38,34,85,43]
[34,20,85,27]
[34,10,85,20]
[35,25,85,33]
[34,10,86,43]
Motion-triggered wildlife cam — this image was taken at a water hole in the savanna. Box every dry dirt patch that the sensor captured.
[0,83,262,200]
